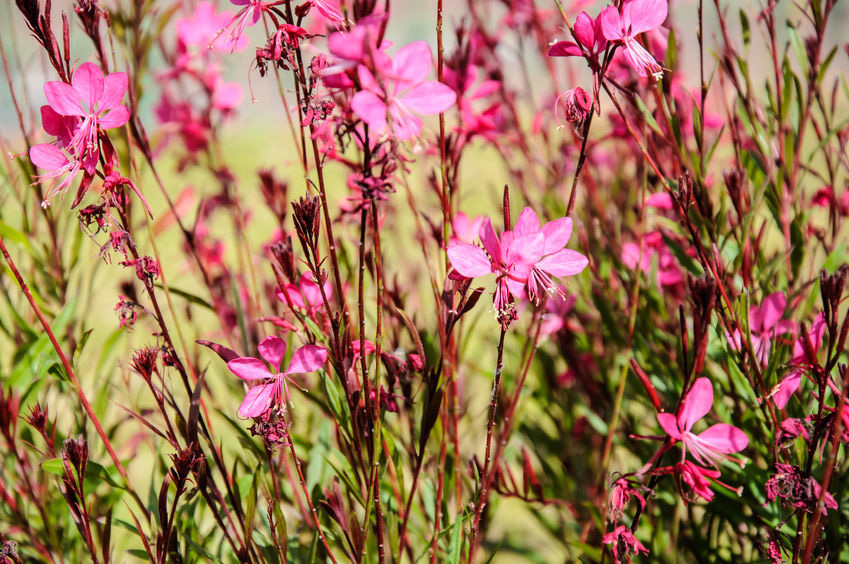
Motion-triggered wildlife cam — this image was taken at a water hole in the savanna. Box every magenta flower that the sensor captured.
[727,292,795,366]
[276,272,332,315]
[29,63,129,206]
[771,313,825,409]
[602,525,648,561]
[675,461,723,502]
[600,0,667,79]
[447,208,588,312]
[227,336,328,418]
[307,0,344,26]
[350,41,456,140]
[40,63,129,165]
[547,11,607,62]
[657,378,749,468]
[176,2,246,52]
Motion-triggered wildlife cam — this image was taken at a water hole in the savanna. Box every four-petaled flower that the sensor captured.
[351,40,456,140]
[228,336,328,418]
[447,207,588,313]
[600,0,667,79]
[727,291,795,366]
[657,378,749,468]
[30,62,129,206]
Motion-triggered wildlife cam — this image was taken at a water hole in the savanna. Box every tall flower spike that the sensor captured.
[657,378,749,468]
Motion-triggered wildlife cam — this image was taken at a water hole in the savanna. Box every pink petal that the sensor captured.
[239,383,275,418]
[696,423,749,454]
[758,292,787,331]
[72,62,105,112]
[535,249,588,277]
[40,105,75,142]
[351,90,387,133]
[392,40,432,85]
[573,12,596,49]
[285,345,328,375]
[30,144,69,171]
[772,372,802,409]
[401,81,456,116]
[599,6,624,41]
[98,106,130,130]
[227,357,272,380]
[645,192,673,210]
[624,0,668,36]
[258,336,287,369]
[513,207,541,236]
[541,217,573,253]
[388,105,423,140]
[505,233,544,266]
[678,378,713,433]
[447,243,493,278]
[99,72,128,111]
[479,218,502,263]
[547,41,582,57]
[657,412,682,439]
[44,81,85,117]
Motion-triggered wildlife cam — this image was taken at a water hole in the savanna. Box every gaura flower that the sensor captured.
[600,0,667,79]
[657,377,749,467]
[350,41,456,140]
[727,292,795,366]
[447,207,588,311]
[227,336,328,418]
[770,313,825,409]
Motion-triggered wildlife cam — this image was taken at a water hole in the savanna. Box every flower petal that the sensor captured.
[678,377,713,433]
[772,372,802,409]
[391,40,432,85]
[535,248,588,277]
[479,218,502,263]
[696,423,749,454]
[100,72,128,111]
[625,0,668,36]
[227,357,272,380]
[447,243,493,278]
[44,81,85,117]
[541,217,573,253]
[400,81,456,116]
[657,412,682,439]
[513,207,540,236]
[72,62,105,112]
[351,90,387,133]
[30,144,69,171]
[239,383,275,418]
[98,106,130,130]
[285,345,328,375]
[599,6,624,41]
[547,41,582,57]
[258,336,287,370]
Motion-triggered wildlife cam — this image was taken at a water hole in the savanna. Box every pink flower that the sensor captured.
[547,11,607,62]
[602,525,648,562]
[600,0,667,79]
[657,378,749,467]
[555,86,592,126]
[771,314,826,409]
[30,62,129,206]
[621,231,683,290]
[225,0,265,45]
[727,292,795,365]
[450,212,484,245]
[227,337,328,418]
[676,461,721,502]
[176,2,246,52]
[447,208,588,311]
[276,272,332,314]
[350,41,456,140]
[307,0,344,26]
[39,62,130,167]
